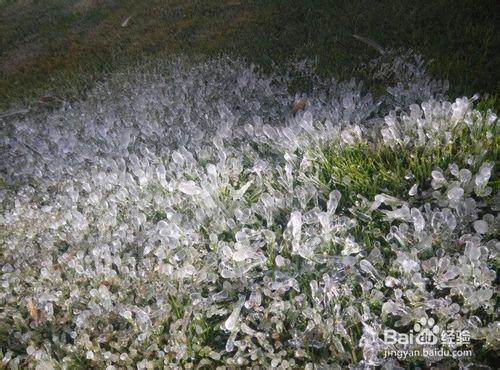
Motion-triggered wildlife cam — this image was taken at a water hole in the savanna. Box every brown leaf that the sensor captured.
[291,97,306,114]
[27,298,42,324]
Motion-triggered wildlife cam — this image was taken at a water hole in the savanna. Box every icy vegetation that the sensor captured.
[0,53,498,368]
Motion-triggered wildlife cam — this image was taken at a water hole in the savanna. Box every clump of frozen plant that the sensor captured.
[0,53,497,369]
[360,48,449,111]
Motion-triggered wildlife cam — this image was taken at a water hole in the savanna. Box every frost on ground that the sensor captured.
[0,53,498,369]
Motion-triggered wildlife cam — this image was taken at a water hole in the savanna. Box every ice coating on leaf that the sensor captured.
[371,193,403,209]
[473,220,489,234]
[467,245,481,261]
[342,235,362,255]
[442,208,457,230]
[451,97,471,123]
[431,170,447,189]
[459,168,472,183]
[411,208,425,232]
[408,183,418,196]
[178,181,201,195]
[475,162,493,188]
[224,296,246,331]
[447,186,464,201]
[290,211,302,243]
[359,260,380,281]
[327,190,341,214]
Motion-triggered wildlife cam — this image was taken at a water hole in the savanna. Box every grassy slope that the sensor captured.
[0,0,499,111]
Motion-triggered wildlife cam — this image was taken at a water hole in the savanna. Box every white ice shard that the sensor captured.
[178,181,201,195]
[224,296,246,331]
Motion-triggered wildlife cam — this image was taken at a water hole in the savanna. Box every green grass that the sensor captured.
[317,119,498,208]
[477,94,500,114]
[1,0,499,110]
[314,115,498,367]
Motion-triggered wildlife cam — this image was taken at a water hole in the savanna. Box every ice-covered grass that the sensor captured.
[0,53,498,368]
[317,116,498,208]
